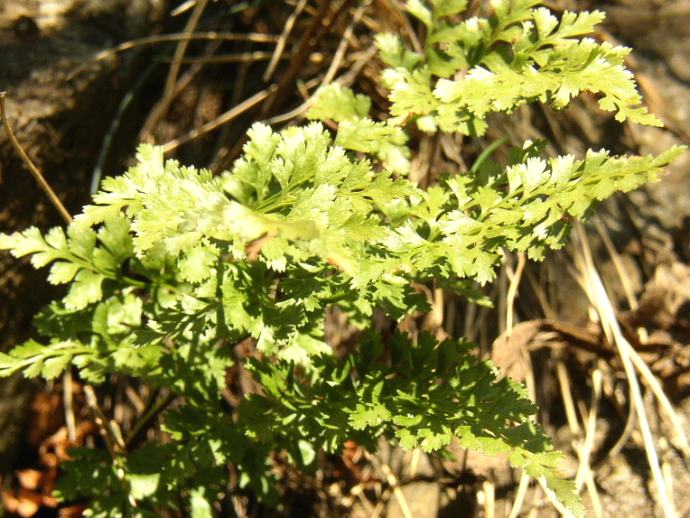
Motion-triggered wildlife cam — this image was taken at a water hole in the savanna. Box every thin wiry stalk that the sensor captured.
[507,472,531,518]
[574,369,604,518]
[574,223,677,518]
[1,91,79,444]
[0,93,73,224]
[140,0,209,140]
[263,0,309,81]
[594,218,639,311]
[506,253,527,336]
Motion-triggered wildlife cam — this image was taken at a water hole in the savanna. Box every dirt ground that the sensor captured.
[0,0,689,517]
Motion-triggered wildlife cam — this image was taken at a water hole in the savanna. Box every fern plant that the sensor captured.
[0,1,683,516]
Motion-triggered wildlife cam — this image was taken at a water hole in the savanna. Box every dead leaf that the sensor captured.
[59,504,88,517]
[2,487,42,517]
[491,321,542,382]
[16,469,43,491]
[635,262,690,330]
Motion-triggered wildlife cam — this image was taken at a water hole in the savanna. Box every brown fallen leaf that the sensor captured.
[16,469,43,491]
[2,487,42,517]
[491,321,541,383]
[59,504,88,517]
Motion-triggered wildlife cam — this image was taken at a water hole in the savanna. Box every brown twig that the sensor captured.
[0,92,73,224]
[71,32,279,73]
[67,30,279,86]
[159,51,277,64]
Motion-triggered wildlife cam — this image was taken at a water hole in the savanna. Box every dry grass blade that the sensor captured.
[594,218,638,311]
[557,361,582,436]
[507,471,531,518]
[67,32,279,80]
[265,87,321,125]
[369,488,391,518]
[538,476,576,518]
[339,45,378,84]
[260,0,333,115]
[91,31,279,58]
[502,256,537,518]
[626,349,690,458]
[366,450,412,518]
[574,369,604,518]
[321,2,369,86]
[506,253,527,336]
[140,0,209,140]
[62,371,76,442]
[350,484,375,514]
[580,222,689,457]
[556,361,603,518]
[607,384,637,458]
[165,0,208,94]
[505,257,603,517]
[583,473,604,518]
[83,385,119,458]
[481,480,496,518]
[262,0,356,116]
[161,85,276,153]
[265,43,378,126]
[263,0,309,81]
[161,51,276,64]
[170,0,197,17]
[573,223,677,518]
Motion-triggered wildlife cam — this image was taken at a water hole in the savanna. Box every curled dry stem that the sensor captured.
[0,91,80,445]
[0,92,73,224]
